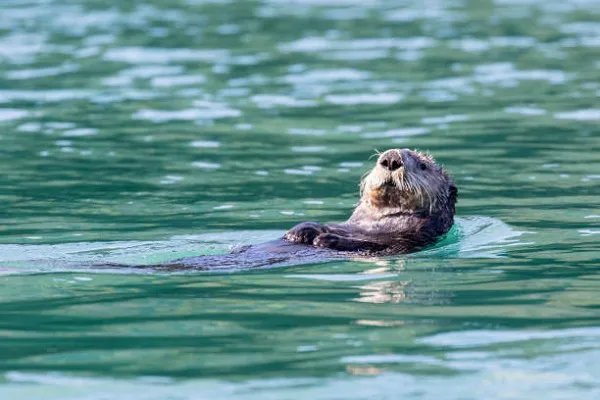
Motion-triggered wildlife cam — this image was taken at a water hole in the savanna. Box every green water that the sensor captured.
[1,0,600,398]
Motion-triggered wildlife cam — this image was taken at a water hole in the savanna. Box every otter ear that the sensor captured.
[449,184,458,204]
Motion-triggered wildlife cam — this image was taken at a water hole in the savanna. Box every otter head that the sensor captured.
[360,148,457,217]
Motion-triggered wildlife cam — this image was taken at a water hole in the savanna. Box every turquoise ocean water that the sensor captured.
[1,0,599,398]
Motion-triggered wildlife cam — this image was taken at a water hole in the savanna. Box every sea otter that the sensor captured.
[114,148,457,271]
[283,148,457,254]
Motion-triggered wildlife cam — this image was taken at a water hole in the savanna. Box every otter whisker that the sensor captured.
[360,169,373,182]
[407,173,430,209]
[367,150,383,163]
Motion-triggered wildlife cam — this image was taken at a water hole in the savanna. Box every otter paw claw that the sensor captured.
[284,222,324,244]
[314,233,340,249]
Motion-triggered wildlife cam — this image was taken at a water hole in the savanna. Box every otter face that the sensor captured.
[361,148,456,214]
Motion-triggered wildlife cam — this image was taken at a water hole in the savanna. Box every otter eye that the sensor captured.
[419,163,427,171]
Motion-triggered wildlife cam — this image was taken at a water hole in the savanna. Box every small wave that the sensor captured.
[0,218,525,274]
[420,216,529,258]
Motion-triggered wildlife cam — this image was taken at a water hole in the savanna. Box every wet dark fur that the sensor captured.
[91,148,456,271]
[283,148,457,255]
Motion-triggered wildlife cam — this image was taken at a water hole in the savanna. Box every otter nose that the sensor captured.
[379,150,403,171]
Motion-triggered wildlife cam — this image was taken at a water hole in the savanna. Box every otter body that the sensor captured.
[140,238,342,272]
[125,148,457,271]
[283,148,457,255]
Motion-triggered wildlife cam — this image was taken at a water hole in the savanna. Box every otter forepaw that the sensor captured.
[284,222,325,244]
[313,233,341,249]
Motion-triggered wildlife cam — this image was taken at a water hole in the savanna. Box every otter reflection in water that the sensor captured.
[128,149,457,271]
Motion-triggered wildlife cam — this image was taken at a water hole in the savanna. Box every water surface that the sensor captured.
[1,0,600,398]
